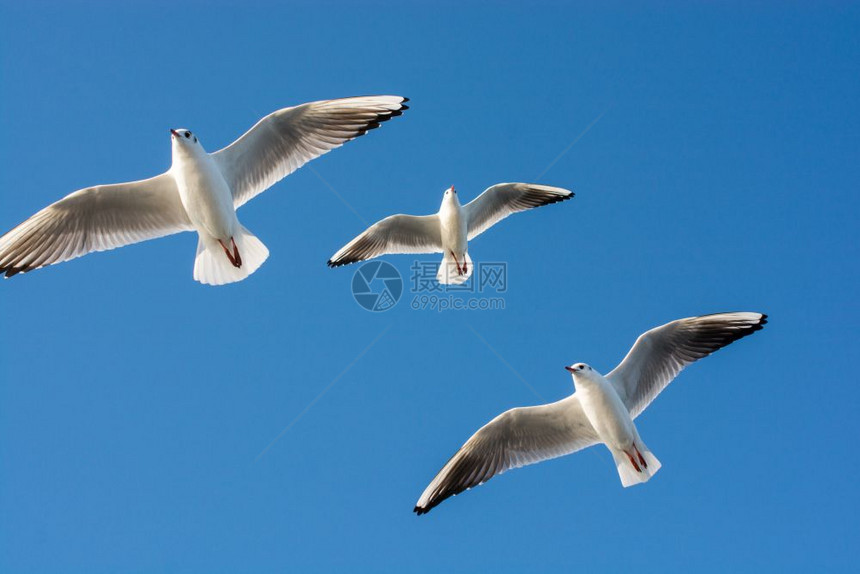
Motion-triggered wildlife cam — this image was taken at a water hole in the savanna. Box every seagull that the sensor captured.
[414,312,767,515]
[327,183,573,284]
[0,96,408,285]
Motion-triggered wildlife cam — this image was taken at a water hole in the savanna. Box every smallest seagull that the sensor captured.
[414,312,767,515]
[327,182,573,284]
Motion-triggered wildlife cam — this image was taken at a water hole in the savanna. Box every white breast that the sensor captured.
[438,201,467,253]
[173,153,237,240]
[575,372,637,450]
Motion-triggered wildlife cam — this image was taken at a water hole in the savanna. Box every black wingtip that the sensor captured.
[414,505,428,516]
[350,100,409,138]
[742,313,768,339]
[721,311,768,330]
[537,191,574,208]
[327,257,360,269]
[2,265,26,278]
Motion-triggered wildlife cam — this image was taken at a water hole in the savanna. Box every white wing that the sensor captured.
[463,182,573,240]
[0,173,192,277]
[607,312,767,419]
[414,395,599,515]
[212,96,408,209]
[327,214,442,267]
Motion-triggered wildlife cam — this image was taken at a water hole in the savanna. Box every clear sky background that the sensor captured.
[1,1,858,572]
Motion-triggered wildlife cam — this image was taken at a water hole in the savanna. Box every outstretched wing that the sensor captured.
[327,214,442,267]
[212,96,408,209]
[463,182,573,240]
[0,173,191,277]
[414,395,599,515]
[607,312,768,419]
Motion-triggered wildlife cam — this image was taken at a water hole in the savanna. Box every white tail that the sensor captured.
[437,251,473,285]
[611,439,662,488]
[193,225,269,286]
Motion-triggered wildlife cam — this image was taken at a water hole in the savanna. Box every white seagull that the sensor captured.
[0,96,408,285]
[414,312,767,515]
[327,183,573,284]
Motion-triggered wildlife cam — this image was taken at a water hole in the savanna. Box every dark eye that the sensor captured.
[184,132,191,139]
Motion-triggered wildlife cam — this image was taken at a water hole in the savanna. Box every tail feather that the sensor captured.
[611,440,662,488]
[437,251,473,285]
[193,225,269,286]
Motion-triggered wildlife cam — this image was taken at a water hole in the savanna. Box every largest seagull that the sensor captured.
[0,96,408,285]
[414,312,767,515]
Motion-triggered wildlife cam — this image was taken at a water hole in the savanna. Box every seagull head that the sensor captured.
[170,128,199,145]
[565,363,592,376]
[441,185,460,206]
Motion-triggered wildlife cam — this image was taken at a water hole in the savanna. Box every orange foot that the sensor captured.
[626,450,642,473]
[450,251,464,275]
[218,238,242,268]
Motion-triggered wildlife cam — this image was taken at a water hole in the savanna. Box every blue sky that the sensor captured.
[1,1,858,572]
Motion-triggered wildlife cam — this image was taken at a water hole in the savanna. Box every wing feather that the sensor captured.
[327,214,442,267]
[212,96,408,208]
[0,173,191,277]
[607,312,767,418]
[414,395,599,515]
[464,182,573,240]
